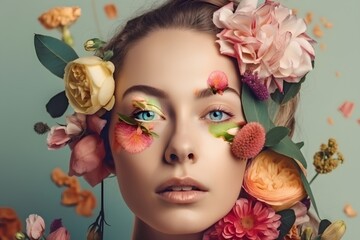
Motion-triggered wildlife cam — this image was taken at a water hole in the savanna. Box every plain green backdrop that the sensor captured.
[1,0,359,239]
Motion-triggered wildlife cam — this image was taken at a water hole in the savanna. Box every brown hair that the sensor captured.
[102,0,299,165]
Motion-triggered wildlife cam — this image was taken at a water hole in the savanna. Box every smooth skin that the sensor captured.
[109,29,247,240]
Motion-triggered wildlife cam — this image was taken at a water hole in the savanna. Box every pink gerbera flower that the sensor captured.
[203,198,281,240]
[114,121,153,153]
[207,70,229,95]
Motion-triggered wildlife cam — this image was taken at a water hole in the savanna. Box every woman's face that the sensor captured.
[109,29,246,234]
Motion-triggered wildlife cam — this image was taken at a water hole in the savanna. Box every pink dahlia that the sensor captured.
[207,70,229,95]
[114,121,153,153]
[203,198,281,240]
[231,122,265,159]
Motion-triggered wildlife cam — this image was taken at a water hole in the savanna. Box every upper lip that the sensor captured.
[155,177,209,193]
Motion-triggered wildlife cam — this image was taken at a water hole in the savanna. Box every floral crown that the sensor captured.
[28,0,346,239]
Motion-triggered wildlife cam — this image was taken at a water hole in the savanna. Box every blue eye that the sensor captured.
[206,110,232,122]
[134,111,157,121]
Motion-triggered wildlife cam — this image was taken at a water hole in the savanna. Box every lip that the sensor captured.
[156,177,208,204]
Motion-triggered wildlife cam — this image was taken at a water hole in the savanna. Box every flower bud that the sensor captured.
[301,227,313,240]
[321,220,346,240]
[15,232,26,240]
[84,38,106,51]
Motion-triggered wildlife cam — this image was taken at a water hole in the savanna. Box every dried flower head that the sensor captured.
[313,138,344,174]
[33,122,50,134]
[38,7,81,29]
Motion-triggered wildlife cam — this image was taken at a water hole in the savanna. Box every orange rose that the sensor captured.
[243,150,306,210]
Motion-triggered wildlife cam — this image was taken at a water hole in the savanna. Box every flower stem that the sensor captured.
[91,0,103,38]
[309,172,319,185]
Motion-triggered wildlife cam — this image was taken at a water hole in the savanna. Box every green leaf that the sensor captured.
[318,219,331,235]
[265,126,290,147]
[296,141,305,149]
[46,91,68,118]
[271,76,306,105]
[300,170,320,219]
[242,85,273,131]
[276,209,295,240]
[34,34,78,78]
[118,113,137,125]
[270,136,307,168]
[209,122,238,138]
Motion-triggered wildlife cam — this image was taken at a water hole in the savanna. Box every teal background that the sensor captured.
[0,0,358,239]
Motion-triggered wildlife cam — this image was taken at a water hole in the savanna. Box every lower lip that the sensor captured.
[157,191,207,204]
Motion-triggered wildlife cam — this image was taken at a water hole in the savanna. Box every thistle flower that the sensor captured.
[231,122,265,159]
[242,71,269,101]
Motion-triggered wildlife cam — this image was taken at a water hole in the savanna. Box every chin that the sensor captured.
[146,208,217,235]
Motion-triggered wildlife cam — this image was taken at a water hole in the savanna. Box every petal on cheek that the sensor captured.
[114,122,153,154]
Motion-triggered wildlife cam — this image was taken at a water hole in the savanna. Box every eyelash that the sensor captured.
[202,106,235,123]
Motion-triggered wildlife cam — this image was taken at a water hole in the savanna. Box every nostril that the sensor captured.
[170,154,178,161]
[188,153,194,160]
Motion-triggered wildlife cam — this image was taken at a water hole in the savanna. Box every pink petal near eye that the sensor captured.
[207,71,229,95]
[338,101,355,118]
[114,122,153,154]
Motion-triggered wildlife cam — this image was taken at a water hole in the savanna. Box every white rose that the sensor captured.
[64,56,115,114]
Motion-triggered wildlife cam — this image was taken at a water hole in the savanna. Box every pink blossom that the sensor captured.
[114,121,153,154]
[26,214,45,240]
[69,134,110,187]
[291,201,310,225]
[203,198,281,240]
[46,227,70,240]
[47,126,71,149]
[231,122,265,159]
[207,71,229,95]
[213,0,315,93]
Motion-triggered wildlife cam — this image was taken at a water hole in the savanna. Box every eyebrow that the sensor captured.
[122,85,169,100]
[195,87,240,99]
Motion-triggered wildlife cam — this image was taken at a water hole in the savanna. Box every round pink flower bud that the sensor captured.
[231,122,265,159]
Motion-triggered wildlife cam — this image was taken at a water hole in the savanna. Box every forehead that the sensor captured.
[116,29,240,98]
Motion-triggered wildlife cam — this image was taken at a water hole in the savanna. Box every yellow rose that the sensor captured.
[243,150,306,211]
[64,56,115,114]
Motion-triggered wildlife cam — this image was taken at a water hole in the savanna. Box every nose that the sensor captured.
[164,122,198,164]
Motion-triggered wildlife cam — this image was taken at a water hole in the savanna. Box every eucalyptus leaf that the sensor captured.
[300,170,320,218]
[276,209,295,240]
[296,141,305,149]
[271,76,306,105]
[34,34,78,78]
[318,219,331,235]
[118,113,137,125]
[265,126,290,147]
[270,136,307,168]
[242,85,273,131]
[45,91,69,118]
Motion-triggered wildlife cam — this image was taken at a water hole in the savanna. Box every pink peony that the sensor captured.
[231,122,265,159]
[69,134,110,187]
[203,198,281,240]
[114,121,154,153]
[26,214,45,240]
[207,70,229,95]
[46,227,70,240]
[213,0,315,93]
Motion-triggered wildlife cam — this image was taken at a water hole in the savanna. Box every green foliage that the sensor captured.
[265,126,290,147]
[276,209,295,240]
[46,91,68,118]
[208,122,238,142]
[318,219,332,235]
[271,76,306,105]
[300,170,320,218]
[34,34,78,78]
